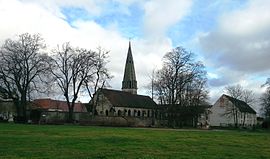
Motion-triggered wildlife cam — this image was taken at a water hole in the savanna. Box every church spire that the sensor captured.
[122,41,137,94]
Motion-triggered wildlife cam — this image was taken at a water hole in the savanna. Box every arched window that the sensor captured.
[124,109,127,116]
[128,110,131,116]
[137,110,141,117]
[133,110,136,116]
[118,110,122,116]
[105,110,109,116]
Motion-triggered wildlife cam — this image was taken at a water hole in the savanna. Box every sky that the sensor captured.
[0,0,270,111]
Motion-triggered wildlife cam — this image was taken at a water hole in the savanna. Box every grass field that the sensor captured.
[0,123,269,159]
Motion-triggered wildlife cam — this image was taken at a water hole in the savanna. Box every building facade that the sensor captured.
[209,94,257,127]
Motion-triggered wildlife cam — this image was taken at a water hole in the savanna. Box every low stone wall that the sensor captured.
[39,111,167,127]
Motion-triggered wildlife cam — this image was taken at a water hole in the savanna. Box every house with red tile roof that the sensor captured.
[32,98,87,112]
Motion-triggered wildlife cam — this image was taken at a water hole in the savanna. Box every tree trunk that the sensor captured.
[68,106,74,123]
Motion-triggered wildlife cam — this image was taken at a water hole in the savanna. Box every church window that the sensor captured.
[137,110,141,117]
[105,110,109,116]
[128,110,131,116]
[133,110,136,116]
[124,109,127,116]
[147,110,150,117]
[118,110,122,116]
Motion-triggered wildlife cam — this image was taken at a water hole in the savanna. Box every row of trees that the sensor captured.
[150,47,209,127]
[0,33,111,122]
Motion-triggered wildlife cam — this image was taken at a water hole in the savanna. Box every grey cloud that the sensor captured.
[209,78,230,87]
[200,30,270,73]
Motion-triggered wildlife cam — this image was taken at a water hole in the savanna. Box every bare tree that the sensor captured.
[261,79,270,118]
[84,47,112,113]
[225,84,243,99]
[224,84,256,126]
[153,46,208,127]
[50,43,97,122]
[260,88,270,118]
[0,33,50,122]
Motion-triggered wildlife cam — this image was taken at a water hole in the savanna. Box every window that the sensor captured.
[137,110,141,117]
[118,110,122,116]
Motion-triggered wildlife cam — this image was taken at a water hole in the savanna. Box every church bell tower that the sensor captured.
[122,41,137,94]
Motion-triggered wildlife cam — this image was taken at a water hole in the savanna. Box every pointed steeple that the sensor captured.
[122,41,137,94]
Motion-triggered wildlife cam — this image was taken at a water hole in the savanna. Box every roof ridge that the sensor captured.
[100,88,151,98]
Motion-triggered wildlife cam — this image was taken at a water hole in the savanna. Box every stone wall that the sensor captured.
[0,101,16,121]
[38,111,167,127]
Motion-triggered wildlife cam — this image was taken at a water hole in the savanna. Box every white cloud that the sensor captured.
[219,0,270,36]
[196,0,270,106]
[143,0,192,39]
[200,0,270,73]
[0,0,176,102]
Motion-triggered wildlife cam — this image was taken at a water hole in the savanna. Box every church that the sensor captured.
[92,42,163,126]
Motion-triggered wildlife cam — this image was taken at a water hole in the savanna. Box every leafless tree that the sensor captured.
[260,88,270,118]
[84,47,112,113]
[152,46,208,127]
[0,33,50,122]
[50,43,98,122]
[50,43,111,122]
[224,84,256,127]
[261,79,270,119]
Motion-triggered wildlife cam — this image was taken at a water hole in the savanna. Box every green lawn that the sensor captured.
[0,123,269,159]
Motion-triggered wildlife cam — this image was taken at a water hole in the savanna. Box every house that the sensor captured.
[30,98,87,124]
[209,94,257,127]
[32,98,87,112]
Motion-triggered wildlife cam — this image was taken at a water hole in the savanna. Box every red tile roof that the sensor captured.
[33,99,87,112]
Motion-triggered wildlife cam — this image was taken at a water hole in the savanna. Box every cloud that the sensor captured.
[0,0,177,101]
[199,0,270,73]
[20,0,105,18]
[143,0,192,39]
[196,0,270,105]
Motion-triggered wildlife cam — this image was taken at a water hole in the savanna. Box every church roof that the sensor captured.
[98,88,157,109]
[223,94,256,114]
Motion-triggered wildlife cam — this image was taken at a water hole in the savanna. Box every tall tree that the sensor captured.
[50,43,108,122]
[84,47,111,113]
[153,46,208,127]
[0,33,50,122]
[261,79,270,118]
[260,88,270,118]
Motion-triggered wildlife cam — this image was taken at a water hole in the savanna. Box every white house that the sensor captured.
[210,94,257,127]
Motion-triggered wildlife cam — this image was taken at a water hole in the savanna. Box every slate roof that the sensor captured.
[98,88,157,109]
[223,94,256,114]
